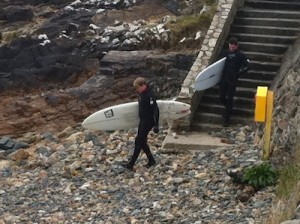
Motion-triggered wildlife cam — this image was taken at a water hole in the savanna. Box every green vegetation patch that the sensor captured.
[166,11,213,37]
[276,164,300,198]
[268,144,300,223]
[242,162,278,190]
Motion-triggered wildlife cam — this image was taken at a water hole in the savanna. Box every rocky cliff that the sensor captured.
[0,0,212,136]
[267,38,300,224]
[269,38,300,164]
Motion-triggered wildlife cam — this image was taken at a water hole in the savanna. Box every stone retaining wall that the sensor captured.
[270,37,300,156]
[267,36,300,224]
[172,0,244,130]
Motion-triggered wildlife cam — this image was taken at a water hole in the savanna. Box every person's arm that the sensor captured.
[219,49,228,60]
[238,53,249,76]
[152,98,159,133]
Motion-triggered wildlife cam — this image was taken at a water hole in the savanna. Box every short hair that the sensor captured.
[228,37,238,45]
[133,77,147,88]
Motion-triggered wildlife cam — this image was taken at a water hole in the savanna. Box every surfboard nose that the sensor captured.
[180,108,191,115]
[174,103,191,116]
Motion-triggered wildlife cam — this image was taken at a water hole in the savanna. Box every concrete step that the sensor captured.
[244,51,283,63]
[190,123,226,132]
[201,94,255,109]
[231,25,300,36]
[200,77,270,93]
[162,131,228,150]
[230,33,298,45]
[238,78,271,88]
[234,17,300,28]
[207,86,257,98]
[191,120,254,133]
[244,70,277,80]
[244,0,300,11]
[193,112,253,125]
[236,8,300,19]
[191,121,255,132]
[239,41,289,54]
[199,103,254,116]
[248,60,281,72]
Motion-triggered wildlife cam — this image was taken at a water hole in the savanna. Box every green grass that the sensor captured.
[276,164,300,198]
[242,162,278,190]
[164,6,216,50]
[141,1,217,50]
[204,0,216,5]
[166,11,213,36]
[268,144,300,223]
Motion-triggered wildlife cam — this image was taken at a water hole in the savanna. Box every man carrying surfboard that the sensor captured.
[123,77,159,171]
[219,37,249,127]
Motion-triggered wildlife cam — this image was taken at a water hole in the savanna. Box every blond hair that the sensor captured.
[133,77,147,88]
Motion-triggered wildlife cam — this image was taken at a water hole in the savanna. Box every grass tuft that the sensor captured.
[167,13,212,35]
[268,144,300,223]
[164,6,216,50]
[242,162,278,190]
[276,164,300,198]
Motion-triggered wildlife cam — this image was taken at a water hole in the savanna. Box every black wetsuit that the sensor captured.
[219,49,248,122]
[128,85,159,167]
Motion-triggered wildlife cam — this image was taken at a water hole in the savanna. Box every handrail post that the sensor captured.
[254,86,274,160]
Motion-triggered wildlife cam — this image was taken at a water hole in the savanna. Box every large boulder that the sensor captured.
[0,0,204,136]
[0,6,34,22]
[0,50,196,136]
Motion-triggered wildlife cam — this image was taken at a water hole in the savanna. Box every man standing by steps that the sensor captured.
[124,77,159,171]
[219,37,249,127]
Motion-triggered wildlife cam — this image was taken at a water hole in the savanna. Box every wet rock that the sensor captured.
[0,6,34,22]
[226,167,244,184]
[9,148,29,161]
[0,136,15,150]
[237,185,256,202]
[0,0,204,136]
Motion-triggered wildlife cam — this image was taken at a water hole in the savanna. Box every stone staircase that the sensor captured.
[192,0,300,131]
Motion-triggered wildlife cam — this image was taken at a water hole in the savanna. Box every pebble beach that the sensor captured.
[0,124,275,224]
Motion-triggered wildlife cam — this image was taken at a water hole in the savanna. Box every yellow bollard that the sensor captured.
[262,91,274,160]
[254,87,274,160]
[254,86,268,122]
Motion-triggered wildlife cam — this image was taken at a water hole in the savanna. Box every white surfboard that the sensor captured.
[82,100,191,131]
[194,57,226,91]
